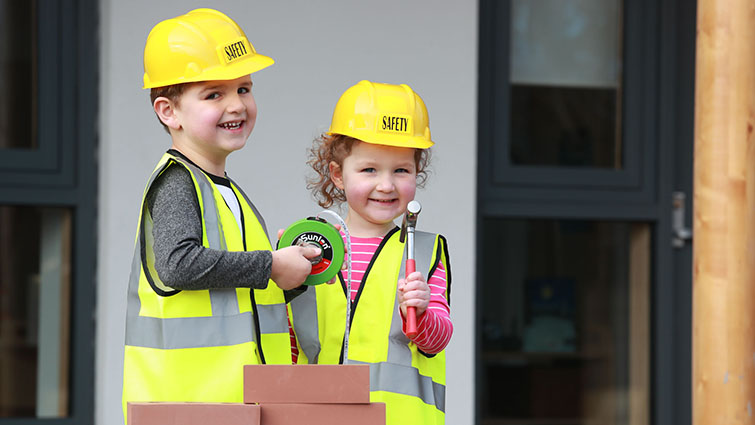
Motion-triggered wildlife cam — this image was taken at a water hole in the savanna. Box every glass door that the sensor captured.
[0,207,72,417]
[479,219,649,425]
[475,0,697,423]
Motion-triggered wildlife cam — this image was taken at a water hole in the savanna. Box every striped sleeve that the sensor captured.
[289,315,298,364]
[404,260,452,354]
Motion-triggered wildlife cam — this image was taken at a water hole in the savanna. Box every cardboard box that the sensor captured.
[243,364,370,404]
[127,402,260,425]
[259,402,385,425]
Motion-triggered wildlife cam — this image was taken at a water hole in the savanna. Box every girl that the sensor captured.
[290,80,452,425]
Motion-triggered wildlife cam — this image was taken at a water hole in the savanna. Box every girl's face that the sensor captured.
[330,141,417,237]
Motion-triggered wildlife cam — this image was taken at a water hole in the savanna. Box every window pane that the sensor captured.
[509,0,623,168]
[479,219,650,425]
[0,1,37,150]
[0,206,71,418]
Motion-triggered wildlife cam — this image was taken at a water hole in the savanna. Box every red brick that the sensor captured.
[243,364,370,404]
[127,402,260,425]
[259,402,385,425]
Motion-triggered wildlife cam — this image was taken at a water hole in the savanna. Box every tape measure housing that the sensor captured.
[279,217,345,285]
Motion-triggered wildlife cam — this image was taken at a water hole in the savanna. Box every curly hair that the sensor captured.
[306,134,431,208]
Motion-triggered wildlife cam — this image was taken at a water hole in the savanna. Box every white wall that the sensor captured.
[98,1,477,424]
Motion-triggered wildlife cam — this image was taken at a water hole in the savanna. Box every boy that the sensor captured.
[122,8,319,420]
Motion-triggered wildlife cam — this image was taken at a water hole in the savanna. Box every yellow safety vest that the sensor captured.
[290,227,451,425]
[122,154,290,420]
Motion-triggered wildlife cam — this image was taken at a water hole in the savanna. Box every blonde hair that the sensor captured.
[306,134,431,208]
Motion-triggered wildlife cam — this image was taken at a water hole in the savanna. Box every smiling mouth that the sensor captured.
[370,198,397,204]
[219,121,243,130]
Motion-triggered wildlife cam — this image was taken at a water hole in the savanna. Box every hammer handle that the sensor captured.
[405,259,418,338]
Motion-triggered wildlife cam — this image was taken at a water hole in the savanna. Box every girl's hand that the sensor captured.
[397,271,430,317]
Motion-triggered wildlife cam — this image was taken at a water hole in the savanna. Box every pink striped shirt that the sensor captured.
[345,234,452,354]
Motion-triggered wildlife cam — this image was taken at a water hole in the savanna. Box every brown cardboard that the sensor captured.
[259,402,385,425]
[127,402,260,425]
[243,364,370,404]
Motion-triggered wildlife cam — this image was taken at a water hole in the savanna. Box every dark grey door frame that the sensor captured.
[655,1,696,424]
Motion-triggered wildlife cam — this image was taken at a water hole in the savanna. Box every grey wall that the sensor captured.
[98,1,477,424]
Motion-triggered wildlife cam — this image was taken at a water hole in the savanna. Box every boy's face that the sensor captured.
[330,141,418,236]
[170,75,257,164]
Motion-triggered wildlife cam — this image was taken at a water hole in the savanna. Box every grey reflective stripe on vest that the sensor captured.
[209,288,240,316]
[125,311,256,349]
[256,304,290,334]
[186,162,227,253]
[125,158,262,349]
[349,359,446,412]
[290,286,321,362]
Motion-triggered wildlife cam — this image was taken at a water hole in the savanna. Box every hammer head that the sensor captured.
[399,200,422,242]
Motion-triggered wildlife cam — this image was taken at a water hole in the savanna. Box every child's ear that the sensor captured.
[329,161,344,190]
[153,97,181,130]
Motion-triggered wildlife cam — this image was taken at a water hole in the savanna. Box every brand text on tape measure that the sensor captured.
[279,217,345,285]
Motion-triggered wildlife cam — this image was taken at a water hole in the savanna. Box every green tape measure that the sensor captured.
[279,217,345,286]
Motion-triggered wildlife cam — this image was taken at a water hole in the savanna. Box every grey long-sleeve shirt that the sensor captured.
[146,163,273,290]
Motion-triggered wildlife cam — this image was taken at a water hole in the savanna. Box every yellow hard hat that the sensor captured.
[328,80,434,149]
[142,8,273,89]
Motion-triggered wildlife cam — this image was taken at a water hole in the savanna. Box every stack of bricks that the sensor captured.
[127,364,385,425]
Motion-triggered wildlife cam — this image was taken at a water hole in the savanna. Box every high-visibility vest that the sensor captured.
[122,153,290,420]
[290,227,451,425]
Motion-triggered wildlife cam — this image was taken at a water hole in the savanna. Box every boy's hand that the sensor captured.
[271,245,321,290]
[397,271,430,317]
[276,225,346,285]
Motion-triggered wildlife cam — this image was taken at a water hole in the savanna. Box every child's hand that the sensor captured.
[397,271,430,317]
[276,225,346,285]
[271,245,321,290]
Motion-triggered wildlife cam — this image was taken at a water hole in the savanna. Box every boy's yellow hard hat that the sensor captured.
[142,8,273,89]
[328,80,434,149]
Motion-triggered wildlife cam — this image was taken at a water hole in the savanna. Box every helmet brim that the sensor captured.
[143,54,274,89]
[327,130,434,149]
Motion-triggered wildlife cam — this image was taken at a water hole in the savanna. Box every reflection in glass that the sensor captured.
[0,1,37,150]
[0,206,71,418]
[479,219,649,425]
[509,0,623,168]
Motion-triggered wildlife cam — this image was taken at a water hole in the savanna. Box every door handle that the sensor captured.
[672,191,692,248]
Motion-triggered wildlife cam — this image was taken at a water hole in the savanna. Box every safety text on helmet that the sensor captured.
[379,114,412,135]
[221,38,250,64]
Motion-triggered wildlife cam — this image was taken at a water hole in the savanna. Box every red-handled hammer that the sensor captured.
[399,200,422,338]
